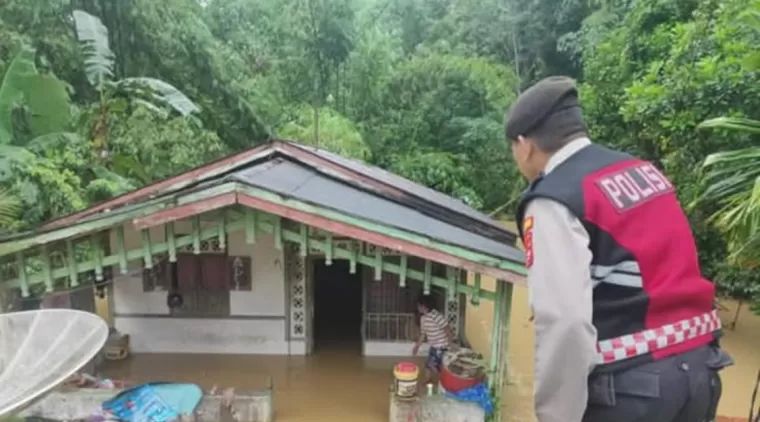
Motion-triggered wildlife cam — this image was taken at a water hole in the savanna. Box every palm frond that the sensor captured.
[695,149,760,210]
[72,10,115,89]
[703,147,760,167]
[698,117,760,134]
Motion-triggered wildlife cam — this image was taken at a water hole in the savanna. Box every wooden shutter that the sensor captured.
[177,254,199,291]
[200,254,229,291]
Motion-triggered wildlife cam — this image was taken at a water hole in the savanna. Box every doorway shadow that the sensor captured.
[312,259,363,354]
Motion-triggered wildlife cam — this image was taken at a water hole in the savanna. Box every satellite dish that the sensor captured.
[0,309,109,418]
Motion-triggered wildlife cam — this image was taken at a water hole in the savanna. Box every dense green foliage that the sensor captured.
[1,0,760,309]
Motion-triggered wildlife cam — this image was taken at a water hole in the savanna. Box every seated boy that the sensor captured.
[412,295,453,385]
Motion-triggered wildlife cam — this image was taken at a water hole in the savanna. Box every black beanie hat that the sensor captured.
[504,76,585,143]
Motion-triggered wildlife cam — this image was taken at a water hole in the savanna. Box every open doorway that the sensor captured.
[312,259,363,353]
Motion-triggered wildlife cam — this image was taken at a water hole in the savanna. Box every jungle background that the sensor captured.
[1,0,760,311]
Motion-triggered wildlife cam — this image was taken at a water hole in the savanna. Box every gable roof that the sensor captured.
[287,143,503,231]
[1,140,525,279]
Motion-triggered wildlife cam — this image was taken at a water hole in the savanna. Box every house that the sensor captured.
[0,140,525,387]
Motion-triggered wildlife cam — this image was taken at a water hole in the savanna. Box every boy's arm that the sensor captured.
[444,325,454,345]
[412,328,426,355]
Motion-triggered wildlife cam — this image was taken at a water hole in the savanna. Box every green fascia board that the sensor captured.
[234,183,527,276]
[0,211,498,301]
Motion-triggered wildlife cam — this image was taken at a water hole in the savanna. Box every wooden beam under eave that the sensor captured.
[235,184,526,280]
[0,212,501,301]
[237,193,524,284]
[132,192,237,230]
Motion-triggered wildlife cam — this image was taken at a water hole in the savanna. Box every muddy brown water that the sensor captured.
[99,295,759,422]
[102,344,422,422]
[95,220,760,422]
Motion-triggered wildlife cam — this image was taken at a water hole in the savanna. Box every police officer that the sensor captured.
[505,76,733,422]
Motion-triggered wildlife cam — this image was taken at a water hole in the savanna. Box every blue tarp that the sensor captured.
[102,383,203,422]
[445,382,494,415]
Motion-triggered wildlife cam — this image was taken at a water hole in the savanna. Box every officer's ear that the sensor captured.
[516,135,536,156]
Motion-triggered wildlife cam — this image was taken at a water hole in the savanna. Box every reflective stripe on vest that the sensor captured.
[596,310,721,364]
[591,260,642,289]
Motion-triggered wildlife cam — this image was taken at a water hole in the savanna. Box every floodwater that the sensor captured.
[100,294,760,421]
[96,225,760,422]
[102,343,423,422]
[467,284,760,421]
[712,299,760,418]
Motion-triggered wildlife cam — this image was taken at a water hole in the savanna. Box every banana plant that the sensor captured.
[0,47,72,158]
[0,47,36,147]
[72,9,200,163]
[0,188,19,228]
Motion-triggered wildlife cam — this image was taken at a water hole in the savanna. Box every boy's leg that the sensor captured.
[424,347,446,388]
[435,348,448,387]
[422,368,433,385]
[422,347,441,386]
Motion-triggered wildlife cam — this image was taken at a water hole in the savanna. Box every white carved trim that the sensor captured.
[287,243,306,339]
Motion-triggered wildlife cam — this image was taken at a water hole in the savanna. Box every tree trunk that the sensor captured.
[313,104,320,147]
[731,299,743,330]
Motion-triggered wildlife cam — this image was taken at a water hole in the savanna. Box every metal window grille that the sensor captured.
[364,312,418,341]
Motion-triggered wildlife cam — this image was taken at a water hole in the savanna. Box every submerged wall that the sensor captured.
[109,221,291,355]
[21,388,274,422]
[389,394,485,422]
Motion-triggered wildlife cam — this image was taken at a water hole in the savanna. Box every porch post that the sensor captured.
[497,283,514,394]
[287,243,307,343]
[488,281,504,390]
[444,267,461,338]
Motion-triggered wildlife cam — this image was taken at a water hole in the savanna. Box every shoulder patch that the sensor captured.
[595,162,674,212]
[522,216,534,233]
[523,216,534,268]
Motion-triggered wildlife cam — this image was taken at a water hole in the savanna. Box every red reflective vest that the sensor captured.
[516,143,720,373]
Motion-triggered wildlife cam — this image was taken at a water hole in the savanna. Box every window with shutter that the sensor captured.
[170,253,231,317]
[137,243,253,315]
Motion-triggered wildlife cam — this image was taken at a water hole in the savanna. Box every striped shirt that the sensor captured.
[420,309,449,348]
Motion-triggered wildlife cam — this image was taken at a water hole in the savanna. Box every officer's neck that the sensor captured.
[541,135,592,175]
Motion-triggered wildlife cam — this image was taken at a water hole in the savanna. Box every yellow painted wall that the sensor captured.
[465,278,536,422]
[464,221,760,421]
[94,294,111,325]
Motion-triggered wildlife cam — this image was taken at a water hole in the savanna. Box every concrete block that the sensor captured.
[19,387,273,422]
[389,393,485,422]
